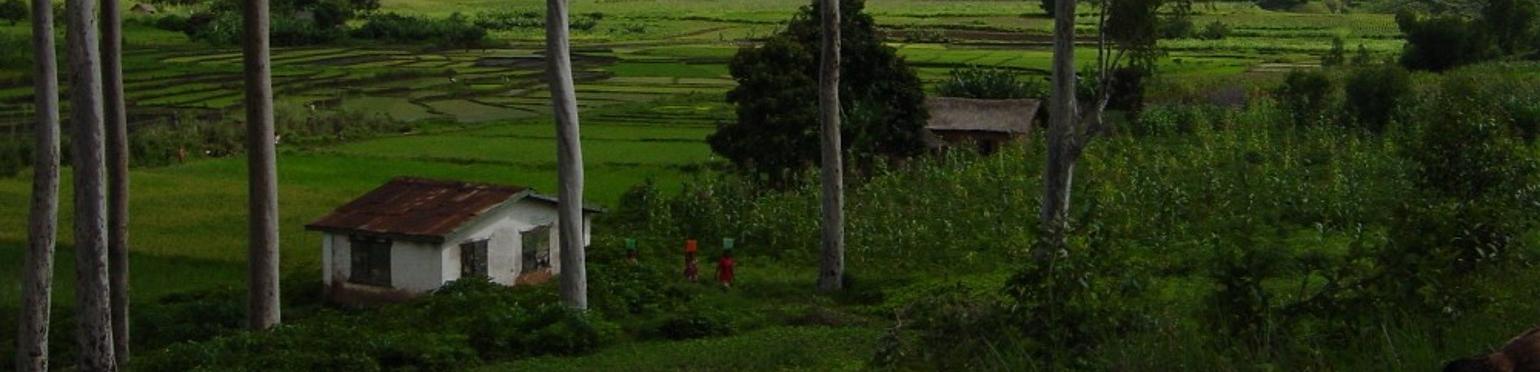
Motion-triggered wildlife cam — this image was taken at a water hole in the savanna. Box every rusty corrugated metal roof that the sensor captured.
[305,177,529,243]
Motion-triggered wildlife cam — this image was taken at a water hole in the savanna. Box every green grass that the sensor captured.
[482,326,881,371]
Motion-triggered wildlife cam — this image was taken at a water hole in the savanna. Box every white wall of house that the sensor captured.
[392,240,443,292]
[322,198,595,296]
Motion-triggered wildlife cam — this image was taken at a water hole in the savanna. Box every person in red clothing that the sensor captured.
[683,239,699,282]
[716,249,735,289]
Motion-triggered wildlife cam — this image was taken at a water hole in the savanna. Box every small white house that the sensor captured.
[305,177,600,303]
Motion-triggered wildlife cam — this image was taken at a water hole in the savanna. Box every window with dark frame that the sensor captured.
[521,225,551,273]
[461,239,489,278]
[349,235,392,287]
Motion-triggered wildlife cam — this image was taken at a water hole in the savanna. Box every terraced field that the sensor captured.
[0,0,1407,329]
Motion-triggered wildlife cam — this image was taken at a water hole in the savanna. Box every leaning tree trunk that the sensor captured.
[100,0,131,363]
[66,0,119,367]
[243,0,280,330]
[1041,0,1079,239]
[16,0,61,369]
[815,0,845,293]
[546,0,587,310]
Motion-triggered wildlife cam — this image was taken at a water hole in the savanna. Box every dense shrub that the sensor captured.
[473,10,543,29]
[1322,36,1348,66]
[1256,0,1306,11]
[0,134,28,177]
[1131,103,1227,136]
[649,307,737,340]
[935,66,1046,99]
[472,10,604,31]
[1159,14,1195,39]
[0,0,25,26]
[1482,0,1539,55]
[1397,10,1496,71]
[1198,20,1231,40]
[353,13,488,49]
[138,277,620,370]
[1341,64,1412,132]
[1107,65,1149,112]
[1275,69,1335,126]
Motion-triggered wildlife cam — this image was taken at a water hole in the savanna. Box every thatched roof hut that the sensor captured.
[129,3,158,14]
[923,97,1041,154]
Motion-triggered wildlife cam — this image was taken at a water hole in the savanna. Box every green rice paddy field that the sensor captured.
[0,0,1409,368]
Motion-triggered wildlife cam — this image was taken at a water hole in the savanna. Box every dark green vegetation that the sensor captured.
[711,0,928,186]
[2,0,1538,370]
[937,65,1047,99]
[1395,0,1540,71]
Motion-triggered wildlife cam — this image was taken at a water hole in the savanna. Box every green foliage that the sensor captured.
[712,0,928,187]
[472,10,604,31]
[1342,64,1412,132]
[1199,20,1231,40]
[138,278,620,370]
[1257,0,1307,11]
[353,13,487,48]
[1160,14,1196,39]
[1276,69,1336,126]
[1481,0,1538,55]
[935,66,1046,99]
[175,12,350,46]
[1003,232,1151,368]
[647,307,738,340]
[1322,36,1348,66]
[1040,0,1055,17]
[0,0,24,26]
[1132,103,1227,136]
[1397,10,1496,71]
[1405,77,1536,200]
[1352,43,1376,65]
[871,280,1019,369]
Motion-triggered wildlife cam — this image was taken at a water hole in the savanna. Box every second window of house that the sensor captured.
[521,225,551,272]
[461,240,489,278]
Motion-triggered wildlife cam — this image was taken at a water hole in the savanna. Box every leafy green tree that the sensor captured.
[0,0,25,26]
[1351,43,1374,65]
[1322,36,1347,66]
[1397,10,1496,71]
[712,0,927,187]
[1277,69,1334,126]
[1481,0,1537,55]
[1342,64,1412,132]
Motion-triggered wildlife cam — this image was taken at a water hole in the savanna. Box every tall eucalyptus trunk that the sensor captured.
[66,0,119,367]
[815,0,845,293]
[15,0,61,369]
[100,0,130,363]
[1041,0,1079,238]
[242,0,280,330]
[546,0,587,309]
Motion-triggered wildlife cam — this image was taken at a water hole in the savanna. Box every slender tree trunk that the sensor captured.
[100,0,130,363]
[16,0,61,369]
[815,0,845,293]
[1041,0,1079,237]
[66,0,119,367]
[242,0,280,330]
[546,0,587,310]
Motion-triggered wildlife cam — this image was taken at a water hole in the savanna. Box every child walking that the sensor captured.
[683,239,699,282]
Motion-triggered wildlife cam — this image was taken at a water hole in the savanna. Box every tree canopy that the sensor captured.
[710,0,928,187]
[0,0,25,26]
